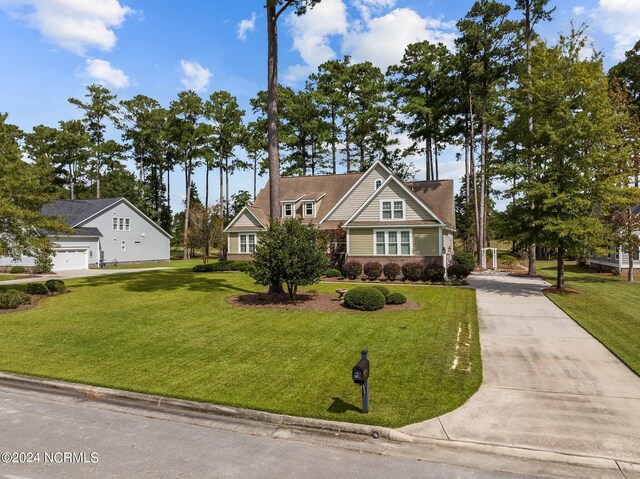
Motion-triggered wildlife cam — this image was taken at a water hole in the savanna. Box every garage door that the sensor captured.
[52,249,88,271]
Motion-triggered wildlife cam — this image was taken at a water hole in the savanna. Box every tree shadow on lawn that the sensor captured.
[72,270,256,295]
[539,264,619,286]
[327,397,362,414]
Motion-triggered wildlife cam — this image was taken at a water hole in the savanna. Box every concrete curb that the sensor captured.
[0,372,414,443]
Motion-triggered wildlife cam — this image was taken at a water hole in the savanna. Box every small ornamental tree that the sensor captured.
[250,219,328,300]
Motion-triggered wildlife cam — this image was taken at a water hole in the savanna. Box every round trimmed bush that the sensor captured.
[324,268,342,278]
[363,262,382,280]
[0,290,31,309]
[9,266,26,274]
[452,252,475,272]
[193,263,214,272]
[383,262,401,281]
[424,265,446,283]
[402,262,424,282]
[371,284,390,298]
[343,286,386,311]
[45,279,66,293]
[25,282,49,295]
[342,261,362,280]
[447,264,470,281]
[386,292,407,305]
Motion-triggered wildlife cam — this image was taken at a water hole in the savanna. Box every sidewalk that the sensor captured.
[400,273,640,466]
[0,267,169,285]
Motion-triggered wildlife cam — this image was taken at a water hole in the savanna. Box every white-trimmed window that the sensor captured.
[125,218,130,231]
[114,217,131,231]
[283,203,294,217]
[303,201,315,217]
[239,234,257,253]
[374,230,411,256]
[121,241,126,252]
[112,218,118,230]
[381,200,404,220]
[374,179,383,190]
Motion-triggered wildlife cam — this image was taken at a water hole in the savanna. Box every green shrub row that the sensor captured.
[340,261,458,283]
[193,260,253,273]
[0,290,31,309]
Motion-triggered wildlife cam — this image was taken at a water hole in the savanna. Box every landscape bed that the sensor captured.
[0,262,481,427]
[539,261,640,375]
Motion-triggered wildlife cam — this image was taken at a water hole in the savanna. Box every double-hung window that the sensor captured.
[112,218,118,230]
[283,203,294,217]
[375,230,411,256]
[381,200,404,220]
[239,234,256,253]
[113,217,131,231]
[304,202,314,217]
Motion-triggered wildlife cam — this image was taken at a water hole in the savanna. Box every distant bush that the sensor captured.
[192,263,214,272]
[192,260,253,273]
[342,261,362,280]
[452,252,475,272]
[386,292,407,305]
[45,279,66,293]
[447,264,470,281]
[371,285,390,298]
[383,263,401,281]
[25,283,49,295]
[402,262,424,282]
[324,268,342,278]
[363,262,382,280]
[343,286,386,311]
[0,290,31,309]
[424,266,446,283]
[9,266,26,274]
[34,249,53,274]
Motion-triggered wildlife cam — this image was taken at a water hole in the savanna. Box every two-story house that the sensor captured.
[224,161,455,267]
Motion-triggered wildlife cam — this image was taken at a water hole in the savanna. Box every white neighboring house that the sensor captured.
[589,205,640,274]
[0,198,171,272]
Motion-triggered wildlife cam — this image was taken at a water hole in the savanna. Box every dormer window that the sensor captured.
[303,201,315,218]
[381,200,404,220]
[374,179,383,190]
[283,202,294,217]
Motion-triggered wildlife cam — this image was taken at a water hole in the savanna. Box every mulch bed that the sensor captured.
[0,291,68,315]
[226,292,419,313]
[542,287,580,295]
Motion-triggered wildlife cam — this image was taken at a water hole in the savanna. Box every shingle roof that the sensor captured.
[253,172,365,226]
[41,198,121,227]
[405,180,456,229]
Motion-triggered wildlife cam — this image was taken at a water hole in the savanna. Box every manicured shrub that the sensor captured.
[424,266,446,283]
[211,260,253,272]
[452,252,475,272]
[447,264,470,281]
[402,262,424,282]
[324,268,342,278]
[192,263,214,272]
[25,282,49,295]
[342,261,362,280]
[386,292,407,305]
[371,285,390,298]
[45,279,66,293]
[9,266,26,274]
[343,286,386,311]
[363,262,382,280]
[383,262,401,281]
[0,290,31,309]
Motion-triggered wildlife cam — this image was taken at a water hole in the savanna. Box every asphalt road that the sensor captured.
[0,388,536,479]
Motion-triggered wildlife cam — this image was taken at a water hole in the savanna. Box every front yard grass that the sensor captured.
[0,264,481,428]
[539,261,640,375]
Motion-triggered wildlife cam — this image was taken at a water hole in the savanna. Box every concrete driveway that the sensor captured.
[0,267,169,285]
[400,273,640,466]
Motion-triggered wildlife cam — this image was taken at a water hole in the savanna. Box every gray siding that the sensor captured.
[350,180,437,223]
[232,210,263,229]
[325,164,389,222]
[80,201,170,263]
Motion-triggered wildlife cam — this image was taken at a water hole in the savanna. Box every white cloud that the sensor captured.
[0,0,132,55]
[572,6,585,15]
[284,0,348,82]
[237,12,256,41]
[81,58,129,88]
[592,0,640,59]
[179,60,212,93]
[343,8,456,70]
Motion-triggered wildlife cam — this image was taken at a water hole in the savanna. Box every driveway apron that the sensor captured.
[400,273,640,464]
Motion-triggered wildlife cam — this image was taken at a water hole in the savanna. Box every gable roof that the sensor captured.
[224,205,268,232]
[253,172,365,228]
[406,180,456,229]
[42,198,121,227]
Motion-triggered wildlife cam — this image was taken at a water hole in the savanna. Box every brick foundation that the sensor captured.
[226,254,255,261]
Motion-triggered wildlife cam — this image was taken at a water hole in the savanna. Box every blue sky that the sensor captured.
[1,0,639,211]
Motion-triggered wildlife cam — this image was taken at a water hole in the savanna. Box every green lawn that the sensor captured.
[0,274,20,281]
[539,261,640,375]
[0,264,481,427]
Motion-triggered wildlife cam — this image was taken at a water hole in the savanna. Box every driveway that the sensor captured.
[0,267,169,285]
[400,273,640,465]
